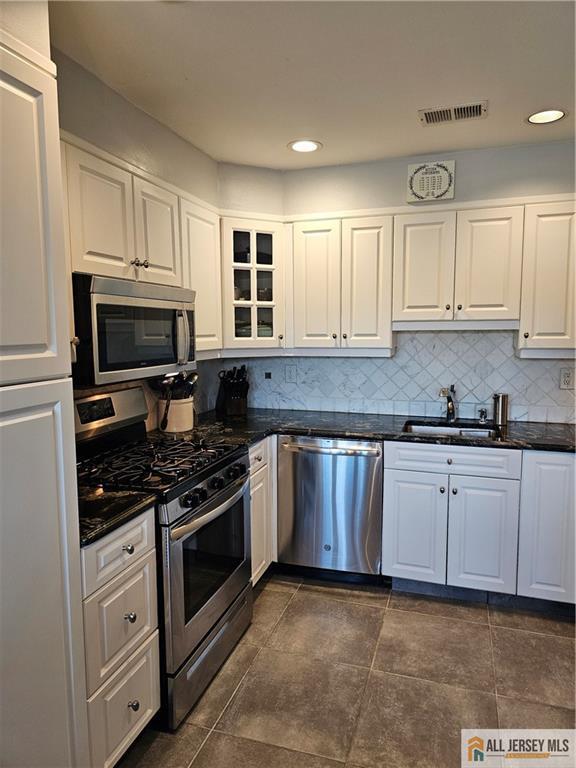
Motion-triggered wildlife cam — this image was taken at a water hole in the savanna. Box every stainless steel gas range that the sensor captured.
[74,386,252,729]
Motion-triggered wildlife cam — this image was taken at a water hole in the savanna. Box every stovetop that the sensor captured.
[77,432,246,502]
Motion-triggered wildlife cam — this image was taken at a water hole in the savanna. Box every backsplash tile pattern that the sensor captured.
[195,332,575,423]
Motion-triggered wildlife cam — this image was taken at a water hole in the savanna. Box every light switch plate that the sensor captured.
[559,368,575,390]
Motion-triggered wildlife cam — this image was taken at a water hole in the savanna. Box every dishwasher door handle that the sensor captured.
[280,443,381,458]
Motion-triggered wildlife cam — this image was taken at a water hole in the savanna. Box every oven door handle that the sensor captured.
[176,310,187,365]
[170,478,249,541]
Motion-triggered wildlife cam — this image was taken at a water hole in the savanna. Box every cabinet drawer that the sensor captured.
[88,631,160,768]
[384,442,522,480]
[84,551,157,696]
[82,509,155,598]
[249,438,269,473]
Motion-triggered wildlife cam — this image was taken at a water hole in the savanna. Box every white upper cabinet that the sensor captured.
[181,200,222,351]
[0,47,71,384]
[517,451,575,603]
[67,145,136,280]
[222,218,285,349]
[518,201,575,351]
[134,178,182,286]
[293,220,342,347]
[341,217,393,348]
[447,475,520,594]
[393,212,456,321]
[454,207,523,321]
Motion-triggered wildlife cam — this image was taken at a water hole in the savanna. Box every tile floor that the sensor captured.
[119,573,575,768]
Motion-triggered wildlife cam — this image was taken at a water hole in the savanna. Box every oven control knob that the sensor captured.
[181,491,201,508]
[237,462,247,475]
[197,487,208,502]
[227,465,241,480]
[209,476,225,491]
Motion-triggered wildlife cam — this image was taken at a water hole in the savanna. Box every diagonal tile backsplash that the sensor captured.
[195,332,575,423]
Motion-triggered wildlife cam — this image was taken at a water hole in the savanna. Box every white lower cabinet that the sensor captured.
[382,469,448,584]
[249,438,275,584]
[517,451,575,603]
[82,511,160,767]
[447,476,520,593]
[88,632,160,768]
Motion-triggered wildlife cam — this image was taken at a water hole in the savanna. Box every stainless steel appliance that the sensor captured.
[277,435,383,574]
[72,274,196,386]
[493,392,509,427]
[74,387,252,730]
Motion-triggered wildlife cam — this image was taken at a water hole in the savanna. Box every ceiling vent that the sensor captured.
[418,101,488,126]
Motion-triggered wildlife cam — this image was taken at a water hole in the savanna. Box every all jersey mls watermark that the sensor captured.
[462,729,576,767]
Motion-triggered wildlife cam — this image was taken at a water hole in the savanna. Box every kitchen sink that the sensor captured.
[403,421,498,439]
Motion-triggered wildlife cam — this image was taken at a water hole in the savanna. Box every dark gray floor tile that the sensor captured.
[267,592,384,667]
[389,590,488,624]
[373,609,495,691]
[349,671,497,768]
[216,647,368,761]
[118,724,208,768]
[489,606,575,638]
[191,732,342,768]
[300,577,389,607]
[257,572,303,594]
[497,696,576,728]
[492,626,575,709]
[186,643,260,728]
[240,589,293,646]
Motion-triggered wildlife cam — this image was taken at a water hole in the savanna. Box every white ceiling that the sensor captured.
[49,1,575,170]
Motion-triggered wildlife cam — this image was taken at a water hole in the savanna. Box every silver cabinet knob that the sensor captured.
[342,333,348,339]
[445,304,451,310]
[452,488,458,495]
[71,336,80,347]
[122,543,135,555]
[127,700,140,712]
[439,487,446,494]
[447,458,453,465]
[278,334,284,341]
[142,259,149,269]
[124,612,137,624]
[130,258,141,267]
[523,332,529,339]
[332,333,337,339]
[457,304,463,310]
[256,455,263,462]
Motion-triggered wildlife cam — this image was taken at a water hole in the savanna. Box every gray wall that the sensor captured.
[218,163,284,216]
[53,50,219,206]
[0,1,50,57]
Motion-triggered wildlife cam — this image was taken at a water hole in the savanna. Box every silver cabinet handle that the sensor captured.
[124,612,137,624]
[171,478,249,541]
[281,443,381,458]
[127,700,140,712]
[440,487,446,494]
[452,488,458,495]
[122,543,135,555]
[447,458,453,465]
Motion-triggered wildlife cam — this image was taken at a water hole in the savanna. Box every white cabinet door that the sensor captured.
[447,476,520,593]
[393,212,456,321]
[293,220,341,347]
[454,207,524,320]
[181,200,222,351]
[134,177,182,286]
[519,202,575,350]
[518,451,575,603]
[66,145,136,280]
[222,218,285,349]
[341,217,393,348]
[250,463,271,585]
[382,470,448,584]
[0,47,71,384]
[0,379,89,767]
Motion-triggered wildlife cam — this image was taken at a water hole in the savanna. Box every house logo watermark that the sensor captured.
[462,730,576,767]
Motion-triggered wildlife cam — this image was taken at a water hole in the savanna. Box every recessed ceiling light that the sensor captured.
[288,139,323,153]
[527,109,566,124]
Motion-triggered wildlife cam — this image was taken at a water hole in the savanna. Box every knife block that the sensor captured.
[216,378,249,419]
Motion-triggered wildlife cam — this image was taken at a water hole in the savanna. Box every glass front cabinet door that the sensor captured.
[221,218,285,348]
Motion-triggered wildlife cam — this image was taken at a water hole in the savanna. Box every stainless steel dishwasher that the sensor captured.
[277,435,382,574]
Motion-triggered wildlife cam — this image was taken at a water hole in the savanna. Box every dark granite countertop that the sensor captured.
[193,409,576,453]
[78,487,156,547]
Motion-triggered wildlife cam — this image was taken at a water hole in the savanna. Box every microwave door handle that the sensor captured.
[183,308,191,363]
[170,478,249,541]
[176,310,187,365]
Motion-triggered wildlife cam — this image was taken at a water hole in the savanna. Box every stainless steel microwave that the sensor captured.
[72,274,196,386]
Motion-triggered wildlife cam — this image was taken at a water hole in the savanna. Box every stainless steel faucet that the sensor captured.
[439,385,457,423]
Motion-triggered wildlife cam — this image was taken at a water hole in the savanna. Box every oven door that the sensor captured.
[92,294,194,385]
[163,476,251,673]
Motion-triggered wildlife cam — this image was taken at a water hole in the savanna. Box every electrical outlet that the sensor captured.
[559,368,575,390]
[285,364,297,384]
